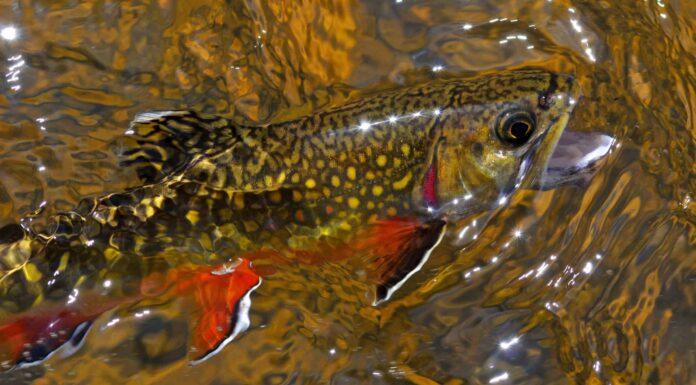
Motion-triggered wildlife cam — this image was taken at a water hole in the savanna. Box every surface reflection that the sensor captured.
[0,0,693,384]
[0,26,16,41]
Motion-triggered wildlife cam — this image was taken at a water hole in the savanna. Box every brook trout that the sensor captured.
[0,68,584,370]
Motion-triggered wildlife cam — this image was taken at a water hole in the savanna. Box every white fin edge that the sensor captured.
[188,279,262,366]
[372,223,447,306]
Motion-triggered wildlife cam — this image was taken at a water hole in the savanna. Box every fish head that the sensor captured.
[426,69,580,216]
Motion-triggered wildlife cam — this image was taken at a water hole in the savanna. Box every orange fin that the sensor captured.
[154,258,261,365]
[362,218,447,305]
[0,257,262,371]
[0,296,124,370]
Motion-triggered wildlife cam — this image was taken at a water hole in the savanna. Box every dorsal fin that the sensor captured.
[118,111,240,183]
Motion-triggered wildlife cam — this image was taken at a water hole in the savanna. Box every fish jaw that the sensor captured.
[534,131,617,190]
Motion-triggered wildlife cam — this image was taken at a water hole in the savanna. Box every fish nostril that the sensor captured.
[472,142,484,159]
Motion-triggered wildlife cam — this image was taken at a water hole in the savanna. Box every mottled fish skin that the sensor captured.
[0,68,578,315]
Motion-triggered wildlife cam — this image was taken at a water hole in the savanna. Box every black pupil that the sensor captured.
[510,121,530,139]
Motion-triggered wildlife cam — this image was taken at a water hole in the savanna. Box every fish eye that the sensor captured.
[495,110,536,146]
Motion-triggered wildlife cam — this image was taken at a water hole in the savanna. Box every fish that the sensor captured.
[0,68,596,371]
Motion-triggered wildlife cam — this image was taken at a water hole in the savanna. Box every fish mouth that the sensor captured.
[533,130,617,190]
[443,130,616,219]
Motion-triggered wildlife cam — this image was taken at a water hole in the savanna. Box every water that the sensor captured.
[0,0,694,384]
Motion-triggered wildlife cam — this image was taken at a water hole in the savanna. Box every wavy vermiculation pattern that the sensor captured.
[0,0,694,384]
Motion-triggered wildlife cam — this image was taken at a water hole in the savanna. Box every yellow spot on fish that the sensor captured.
[387,207,398,216]
[376,155,388,167]
[269,190,282,203]
[401,144,411,156]
[347,167,356,180]
[392,171,413,190]
[394,158,402,167]
[292,190,303,202]
[304,145,314,158]
[277,171,286,184]
[331,175,341,187]
[367,201,375,210]
[323,187,332,198]
[372,185,383,196]
[339,222,352,231]
[199,233,213,250]
[104,248,119,262]
[366,171,375,180]
[186,210,199,225]
[264,175,274,188]
[234,193,245,209]
[291,173,300,183]
[23,263,42,283]
[348,197,360,209]
[334,196,344,203]
[58,252,69,272]
[305,178,317,189]
[243,220,259,232]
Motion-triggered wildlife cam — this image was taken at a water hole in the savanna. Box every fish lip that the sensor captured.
[534,130,617,190]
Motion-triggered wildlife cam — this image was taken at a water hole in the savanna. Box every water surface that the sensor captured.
[0,0,694,384]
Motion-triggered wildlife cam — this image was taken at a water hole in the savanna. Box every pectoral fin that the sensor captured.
[362,218,447,305]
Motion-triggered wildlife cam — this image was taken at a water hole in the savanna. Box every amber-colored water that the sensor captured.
[1,0,695,384]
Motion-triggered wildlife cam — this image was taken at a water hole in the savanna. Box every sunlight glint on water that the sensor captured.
[0,0,695,384]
